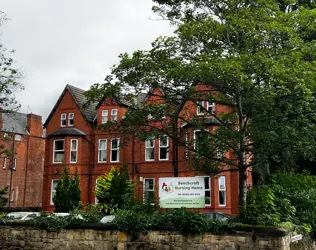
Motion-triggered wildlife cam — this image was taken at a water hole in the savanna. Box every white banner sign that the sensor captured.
[159,177,205,208]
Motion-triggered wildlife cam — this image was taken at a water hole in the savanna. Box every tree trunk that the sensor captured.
[238,166,248,214]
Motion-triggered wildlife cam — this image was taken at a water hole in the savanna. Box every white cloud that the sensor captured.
[0,0,173,121]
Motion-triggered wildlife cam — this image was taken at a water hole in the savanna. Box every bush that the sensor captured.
[30,213,82,232]
[0,186,8,210]
[53,167,81,212]
[96,164,134,214]
[269,172,316,235]
[114,207,230,238]
[114,209,151,238]
[242,185,295,226]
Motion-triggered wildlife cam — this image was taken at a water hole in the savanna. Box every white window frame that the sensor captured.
[101,110,108,124]
[12,158,17,170]
[68,113,74,126]
[53,139,65,164]
[206,102,215,114]
[196,101,205,115]
[15,134,21,141]
[185,132,189,158]
[110,138,120,162]
[204,176,211,206]
[145,137,155,161]
[3,157,6,169]
[143,178,155,205]
[61,113,66,127]
[218,176,226,206]
[51,179,59,205]
[159,135,169,160]
[98,139,107,163]
[10,189,15,202]
[70,139,78,163]
[111,109,118,122]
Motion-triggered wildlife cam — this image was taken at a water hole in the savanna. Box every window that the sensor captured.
[10,189,15,202]
[159,135,169,160]
[111,138,120,162]
[15,135,21,141]
[207,102,215,114]
[13,158,16,170]
[53,140,64,163]
[194,130,210,157]
[144,178,154,204]
[70,139,78,163]
[111,109,118,122]
[185,132,189,158]
[205,177,211,206]
[3,157,6,169]
[101,110,108,124]
[51,180,59,205]
[68,113,74,126]
[61,113,66,127]
[98,139,107,162]
[218,176,226,206]
[145,138,155,161]
[196,101,205,115]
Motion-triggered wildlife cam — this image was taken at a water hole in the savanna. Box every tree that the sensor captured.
[0,186,8,209]
[0,11,23,111]
[96,164,134,214]
[86,0,316,212]
[53,167,81,212]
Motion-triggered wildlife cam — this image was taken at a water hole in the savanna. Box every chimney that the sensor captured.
[27,113,42,137]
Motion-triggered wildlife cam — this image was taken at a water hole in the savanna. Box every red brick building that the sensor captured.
[42,84,252,214]
[0,111,44,208]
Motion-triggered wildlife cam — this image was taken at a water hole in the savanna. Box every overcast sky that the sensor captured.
[0,0,173,122]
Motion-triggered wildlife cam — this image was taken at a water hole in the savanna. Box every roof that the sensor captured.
[47,128,86,137]
[1,111,29,135]
[43,85,98,128]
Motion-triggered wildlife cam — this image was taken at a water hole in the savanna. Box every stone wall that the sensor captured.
[0,224,310,250]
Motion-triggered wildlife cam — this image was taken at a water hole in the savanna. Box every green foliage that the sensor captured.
[269,172,316,234]
[96,164,134,214]
[242,185,295,226]
[114,207,230,238]
[86,0,316,210]
[30,213,82,232]
[0,186,8,210]
[53,167,81,212]
[114,209,151,239]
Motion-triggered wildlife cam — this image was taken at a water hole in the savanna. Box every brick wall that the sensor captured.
[0,225,308,250]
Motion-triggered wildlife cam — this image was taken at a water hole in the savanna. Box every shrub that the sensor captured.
[96,164,134,214]
[242,185,295,226]
[30,213,82,232]
[53,167,81,212]
[114,209,151,238]
[0,186,8,210]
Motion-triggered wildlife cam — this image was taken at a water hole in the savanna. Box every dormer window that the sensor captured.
[101,110,108,124]
[111,109,118,122]
[61,113,67,127]
[68,113,74,126]
[196,101,204,115]
[207,102,215,114]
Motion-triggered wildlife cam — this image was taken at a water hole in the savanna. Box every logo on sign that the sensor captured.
[161,182,173,193]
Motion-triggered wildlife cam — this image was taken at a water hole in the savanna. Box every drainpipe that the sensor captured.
[8,132,15,208]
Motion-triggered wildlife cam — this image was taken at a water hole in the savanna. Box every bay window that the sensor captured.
[159,135,168,160]
[145,138,155,161]
[98,139,107,162]
[110,138,120,162]
[70,139,78,163]
[53,140,64,163]
[218,176,226,206]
